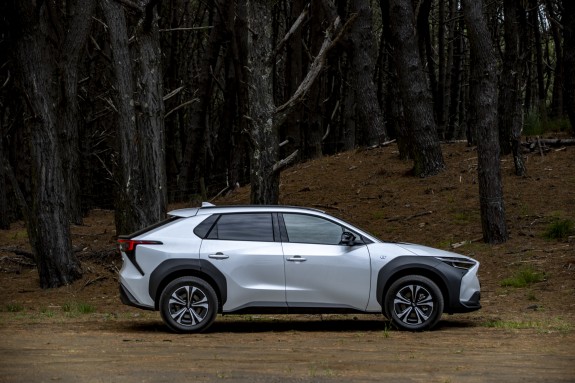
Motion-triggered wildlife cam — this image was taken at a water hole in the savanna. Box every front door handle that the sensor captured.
[287,256,307,262]
[208,252,229,259]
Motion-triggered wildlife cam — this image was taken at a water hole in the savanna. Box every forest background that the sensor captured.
[0,0,574,288]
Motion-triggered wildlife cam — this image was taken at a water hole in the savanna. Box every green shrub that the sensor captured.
[544,219,574,240]
[4,303,24,313]
[62,302,96,315]
[501,266,546,288]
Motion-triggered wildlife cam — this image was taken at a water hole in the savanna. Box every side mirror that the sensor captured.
[340,232,357,246]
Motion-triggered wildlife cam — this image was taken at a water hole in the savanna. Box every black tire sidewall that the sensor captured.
[385,275,444,331]
[159,276,218,333]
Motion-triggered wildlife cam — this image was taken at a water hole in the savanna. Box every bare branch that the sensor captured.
[163,86,184,101]
[275,14,357,123]
[267,4,310,66]
[272,150,299,174]
[159,26,214,32]
[164,98,200,118]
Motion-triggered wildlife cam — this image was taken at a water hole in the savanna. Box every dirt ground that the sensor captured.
[1,141,574,382]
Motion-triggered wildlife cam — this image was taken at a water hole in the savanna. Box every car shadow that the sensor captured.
[115,316,477,334]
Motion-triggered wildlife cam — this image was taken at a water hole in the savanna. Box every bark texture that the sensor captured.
[499,0,526,176]
[348,0,387,145]
[247,0,279,204]
[10,0,83,287]
[462,0,508,244]
[388,0,444,177]
[564,0,575,133]
[103,0,167,234]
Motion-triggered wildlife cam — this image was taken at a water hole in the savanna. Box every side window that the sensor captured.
[283,213,344,245]
[207,213,274,242]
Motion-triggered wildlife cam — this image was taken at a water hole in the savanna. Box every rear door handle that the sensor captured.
[208,252,229,259]
[287,256,307,262]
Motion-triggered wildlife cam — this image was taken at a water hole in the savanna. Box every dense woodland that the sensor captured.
[0,0,574,287]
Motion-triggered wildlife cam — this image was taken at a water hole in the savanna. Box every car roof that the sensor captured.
[168,203,325,218]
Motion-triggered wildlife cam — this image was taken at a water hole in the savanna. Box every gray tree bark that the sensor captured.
[348,0,388,145]
[499,0,526,176]
[247,0,279,204]
[9,0,85,287]
[563,0,575,133]
[388,0,445,177]
[102,0,167,234]
[462,0,508,244]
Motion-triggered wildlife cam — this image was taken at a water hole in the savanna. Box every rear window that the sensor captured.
[119,216,181,239]
[193,214,219,238]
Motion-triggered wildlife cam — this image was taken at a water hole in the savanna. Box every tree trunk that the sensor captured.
[102,0,167,234]
[283,0,305,159]
[303,2,326,160]
[232,0,250,188]
[462,0,508,244]
[247,0,280,204]
[10,1,82,287]
[546,0,563,119]
[388,0,445,177]
[58,0,97,224]
[417,0,440,137]
[0,138,9,230]
[447,14,464,140]
[499,0,526,176]
[563,0,575,133]
[348,0,387,145]
[178,0,232,197]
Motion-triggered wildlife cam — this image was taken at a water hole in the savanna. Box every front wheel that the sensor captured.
[159,276,218,333]
[384,275,444,331]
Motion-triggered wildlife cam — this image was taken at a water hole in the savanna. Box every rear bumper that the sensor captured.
[119,283,154,311]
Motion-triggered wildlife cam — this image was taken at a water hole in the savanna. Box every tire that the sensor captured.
[384,275,444,331]
[159,276,218,333]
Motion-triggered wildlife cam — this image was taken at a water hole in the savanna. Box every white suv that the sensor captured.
[118,203,481,332]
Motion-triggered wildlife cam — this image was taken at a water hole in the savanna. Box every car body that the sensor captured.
[118,203,481,332]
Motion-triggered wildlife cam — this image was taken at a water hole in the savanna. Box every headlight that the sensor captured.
[436,256,476,270]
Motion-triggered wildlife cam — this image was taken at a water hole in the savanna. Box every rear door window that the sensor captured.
[207,213,274,242]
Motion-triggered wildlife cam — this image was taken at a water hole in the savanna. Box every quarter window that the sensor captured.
[207,213,274,242]
[283,213,344,245]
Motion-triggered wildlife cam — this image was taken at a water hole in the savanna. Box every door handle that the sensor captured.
[208,252,229,259]
[287,256,307,262]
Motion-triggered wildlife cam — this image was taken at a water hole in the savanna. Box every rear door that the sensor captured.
[280,213,371,310]
[199,213,286,311]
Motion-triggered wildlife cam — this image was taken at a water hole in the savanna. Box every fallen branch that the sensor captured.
[0,247,35,262]
[81,275,108,290]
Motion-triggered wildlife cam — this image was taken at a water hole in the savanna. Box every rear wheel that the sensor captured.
[384,275,444,331]
[159,276,218,333]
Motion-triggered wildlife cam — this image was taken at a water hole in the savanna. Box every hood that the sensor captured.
[394,242,472,260]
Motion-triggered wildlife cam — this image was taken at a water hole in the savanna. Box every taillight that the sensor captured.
[117,239,163,253]
[117,239,163,276]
